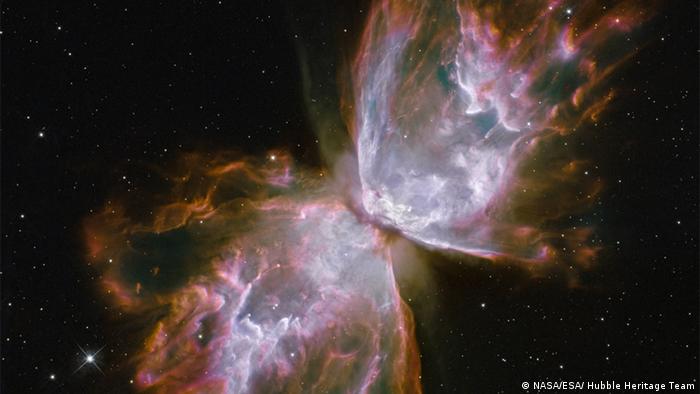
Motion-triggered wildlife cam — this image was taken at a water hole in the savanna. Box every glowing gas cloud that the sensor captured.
[85,1,652,392]
[348,0,651,261]
[86,153,420,392]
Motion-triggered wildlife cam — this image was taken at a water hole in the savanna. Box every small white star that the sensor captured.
[49,374,56,380]
[74,344,105,374]
[38,132,45,138]
[480,303,486,309]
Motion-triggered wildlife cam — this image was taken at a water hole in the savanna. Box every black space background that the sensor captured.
[1,1,698,393]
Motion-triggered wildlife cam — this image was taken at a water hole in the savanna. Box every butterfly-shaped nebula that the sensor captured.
[85,1,652,392]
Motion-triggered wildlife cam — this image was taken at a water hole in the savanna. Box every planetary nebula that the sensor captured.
[85,1,651,392]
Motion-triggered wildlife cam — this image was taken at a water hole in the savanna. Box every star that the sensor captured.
[74,344,105,375]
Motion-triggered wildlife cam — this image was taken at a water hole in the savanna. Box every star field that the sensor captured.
[1,1,698,392]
